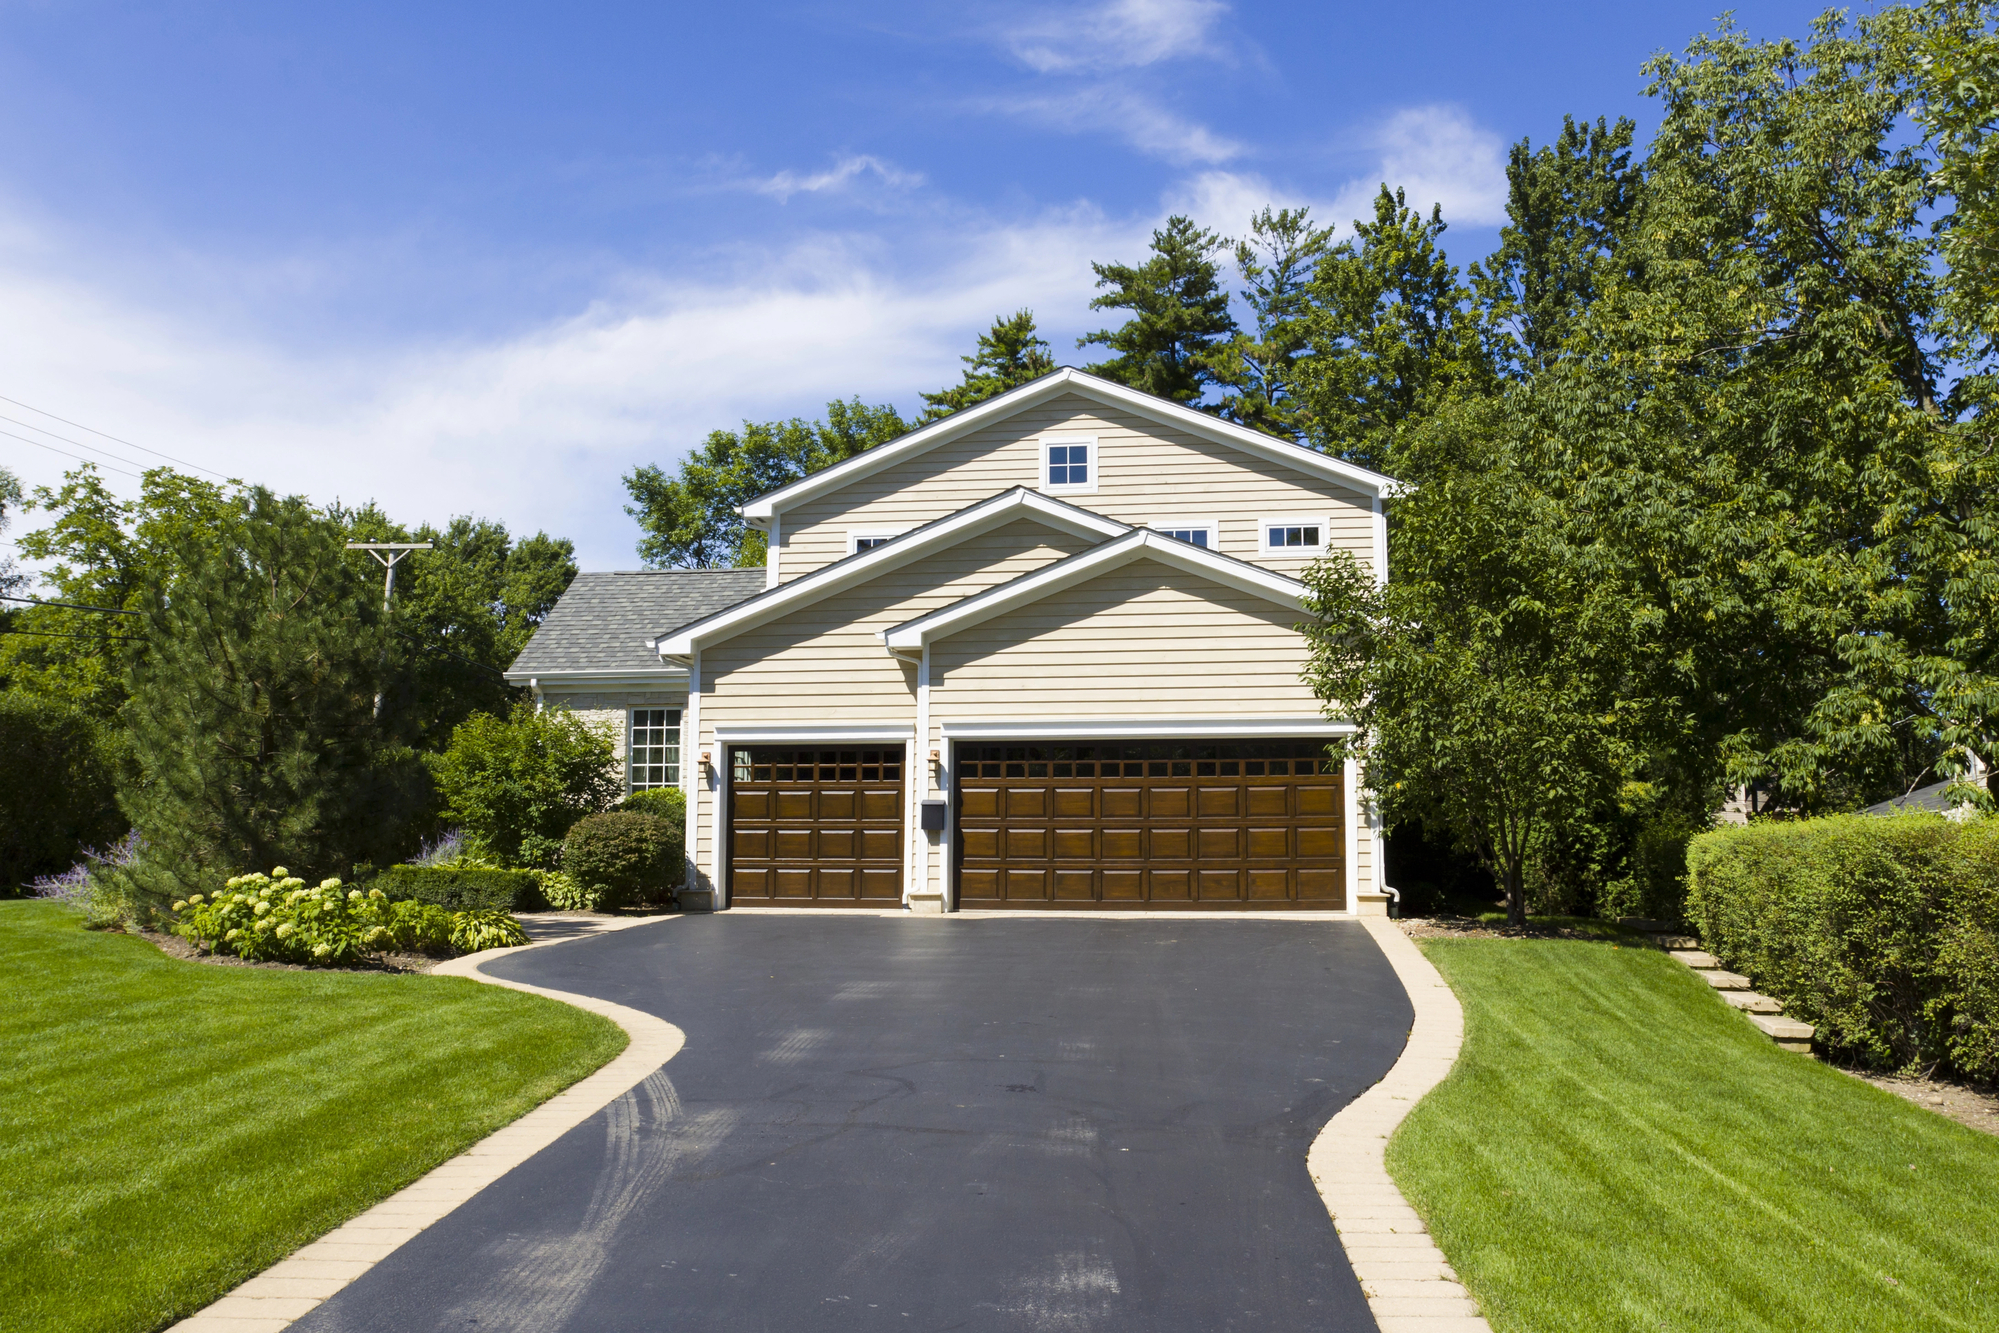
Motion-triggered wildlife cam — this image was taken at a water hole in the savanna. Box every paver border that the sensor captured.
[167,915,684,1333]
[1308,916,1493,1333]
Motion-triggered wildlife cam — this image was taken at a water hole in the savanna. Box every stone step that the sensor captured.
[1749,1012,1815,1051]
[1703,970,1752,991]
[1722,991,1784,1014]
[1669,950,1722,970]
[1652,934,1699,950]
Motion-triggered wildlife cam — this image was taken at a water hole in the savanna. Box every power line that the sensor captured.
[0,413,188,479]
[0,392,230,479]
[0,427,145,479]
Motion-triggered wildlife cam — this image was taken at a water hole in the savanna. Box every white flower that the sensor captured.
[172,900,187,912]
[253,901,270,916]
[322,878,343,890]
[188,894,204,905]
[271,866,289,878]
[275,922,294,938]
[225,929,239,941]
[313,944,332,958]
[347,889,362,901]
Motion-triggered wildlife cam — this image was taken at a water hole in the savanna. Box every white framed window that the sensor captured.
[1039,433,1098,494]
[1260,515,1329,555]
[845,528,908,555]
[628,708,682,790]
[1149,517,1219,549]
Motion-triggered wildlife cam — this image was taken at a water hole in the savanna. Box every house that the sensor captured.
[505,367,1401,914]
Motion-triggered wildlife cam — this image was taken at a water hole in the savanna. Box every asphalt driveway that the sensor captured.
[293,913,1412,1332]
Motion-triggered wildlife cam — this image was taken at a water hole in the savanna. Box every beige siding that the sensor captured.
[690,518,1098,879]
[777,393,1376,582]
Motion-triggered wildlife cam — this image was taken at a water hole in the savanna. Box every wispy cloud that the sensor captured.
[982,87,1244,165]
[998,0,1234,74]
[1367,105,1508,227]
[743,155,925,203]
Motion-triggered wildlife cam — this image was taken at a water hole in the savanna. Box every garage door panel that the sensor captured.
[775,869,813,898]
[776,791,813,820]
[860,829,901,859]
[861,790,901,820]
[819,790,856,819]
[729,746,903,906]
[735,867,770,896]
[819,868,857,898]
[733,828,771,859]
[733,791,770,819]
[861,869,901,899]
[775,829,813,859]
[954,739,1345,911]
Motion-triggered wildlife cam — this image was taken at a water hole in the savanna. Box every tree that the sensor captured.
[0,692,125,892]
[1211,208,1336,439]
[1079,214,1239,403]
[1296,187,1493,471]
[114,488,427,909]
[0,466,22,598]
[624,397,907,568]
[1471,115,1642,377]
[920,310,1056,421]
[429,702,621,868]
[1301,400,1648,926]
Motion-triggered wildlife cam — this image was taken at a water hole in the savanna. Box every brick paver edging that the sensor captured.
[167,916,684,1333]
[1308,917,1493,1333]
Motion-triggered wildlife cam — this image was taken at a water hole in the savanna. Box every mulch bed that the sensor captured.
[130,927,442,974]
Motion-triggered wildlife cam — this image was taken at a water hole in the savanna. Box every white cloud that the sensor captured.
[743,155,925,204]
[978,87,1244,166]
[1368,105,1509,227]
[1000,0,1233,74]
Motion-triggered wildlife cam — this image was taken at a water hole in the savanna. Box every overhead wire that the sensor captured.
[0,392,232,480]
[0,426,145,479]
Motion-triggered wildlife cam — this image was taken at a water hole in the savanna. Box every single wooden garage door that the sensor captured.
[955,739,1345,910]
[728,746,904,905]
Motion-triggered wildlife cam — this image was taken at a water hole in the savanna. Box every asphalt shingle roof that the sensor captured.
[506,569,766,677]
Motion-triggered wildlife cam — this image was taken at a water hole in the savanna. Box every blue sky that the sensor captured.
[0,0,1847,569]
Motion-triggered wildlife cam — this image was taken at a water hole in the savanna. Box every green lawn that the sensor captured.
[0,900,626,1333]
[1387,932,1999,1333]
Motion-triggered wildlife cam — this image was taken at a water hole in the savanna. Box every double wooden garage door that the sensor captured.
[725,738,1345,910]
[955,740,1346,910]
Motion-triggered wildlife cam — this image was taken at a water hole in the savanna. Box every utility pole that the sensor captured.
[346,542,432,718]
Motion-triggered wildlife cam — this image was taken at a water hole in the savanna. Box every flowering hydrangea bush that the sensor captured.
[171,866,520,965]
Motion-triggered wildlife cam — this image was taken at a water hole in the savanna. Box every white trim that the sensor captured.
[736,368,1405,520]
[711,725,915,743]
[765,513,781,590]
[712,717,730,909]
[939,718,1357,740]
[846,526,912,555]
[655,487,1129,657]
[1371,495,1388,586]
[1146,516,1220,550]
[882,528,1308,651]
[686,651,705,899]
[503,668,688,689]
[1258,514,1332,556]
[1344,754,1360,916]
[1037,432,1098,496]
[915,644,932,903]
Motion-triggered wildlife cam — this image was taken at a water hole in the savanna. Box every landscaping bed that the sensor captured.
[1387,930,1999,1333]
[0,900,627,1333]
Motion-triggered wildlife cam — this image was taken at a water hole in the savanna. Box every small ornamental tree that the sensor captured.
[430,703,620,868]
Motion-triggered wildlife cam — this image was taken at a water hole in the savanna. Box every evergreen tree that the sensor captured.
[920,310,1056,421]
[1471,115,1642,376]
[1296,187,1493,471]
[116,488,424,903]
[624,397,907,568]
[1211,208,1336,439]
[1079,215,1239,403]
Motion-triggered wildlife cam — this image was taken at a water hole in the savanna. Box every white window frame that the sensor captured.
[845,528,910,556]
[1148,517,1220,550]
[1038,432,1099,495]
[626,707,683,793]
[1259,515,1331,556]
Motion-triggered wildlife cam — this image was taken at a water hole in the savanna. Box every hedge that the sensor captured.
[1685,812,1999,1080]
[370,864,546,913]
[0,692,126,895]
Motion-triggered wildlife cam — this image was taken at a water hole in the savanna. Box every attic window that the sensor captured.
[1152,519,1217,549]
[1040,433,1098,494]
[846,529,907,555]
[1261,516,1329,554]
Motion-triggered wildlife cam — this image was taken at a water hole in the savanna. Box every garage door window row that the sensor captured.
[959,740,1335,780]
[732,748,903,783]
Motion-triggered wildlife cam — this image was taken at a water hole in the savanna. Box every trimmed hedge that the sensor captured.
[1685,812,1999,1080]
[564,811,675,909]
[371,864,546,913]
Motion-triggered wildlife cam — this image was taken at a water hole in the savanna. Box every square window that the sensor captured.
[1041,436,1097,492]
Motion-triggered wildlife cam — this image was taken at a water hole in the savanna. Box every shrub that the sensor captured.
[0,693,126,895]
[1686,812,1999,1079]
[618,787,687,883]
[529,868,606,913]
[370,864,545,912]
[430,703,620,869]
[563,811,674,909]
[450,909,530,953]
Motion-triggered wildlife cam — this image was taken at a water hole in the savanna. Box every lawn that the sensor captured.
[1387,931,1999,1333]
[0,900,626,1333]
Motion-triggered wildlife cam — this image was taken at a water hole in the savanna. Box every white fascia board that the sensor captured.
[712,725,914,743]
[738,368,1406,520]
[940,718,1357,740]
[652,487,1129,656]
[882,529,1309,651]
[501,668,689,689]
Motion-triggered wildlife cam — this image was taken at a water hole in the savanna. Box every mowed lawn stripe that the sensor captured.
[1386,935,1999,1333]
[0,901,626,1333]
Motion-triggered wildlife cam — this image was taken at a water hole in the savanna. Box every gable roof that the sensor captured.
[653,487,1129,659]
[505,568,765,682]
[881,526,1310,654]
[737,367,1404,524]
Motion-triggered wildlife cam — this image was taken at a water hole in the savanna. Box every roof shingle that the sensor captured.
[505,569,766,677]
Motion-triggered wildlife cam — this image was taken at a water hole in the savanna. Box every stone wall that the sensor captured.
[539,689,686,789]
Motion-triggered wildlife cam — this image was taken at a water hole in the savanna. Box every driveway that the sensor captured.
[293,913,1412,1332]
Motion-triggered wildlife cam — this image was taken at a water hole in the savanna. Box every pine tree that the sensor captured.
[1211,208,1336,439]
[920,310,1057,421]
[1079,215,1239,403]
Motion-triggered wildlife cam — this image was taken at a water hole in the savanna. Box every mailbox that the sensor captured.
[919,799,948,831]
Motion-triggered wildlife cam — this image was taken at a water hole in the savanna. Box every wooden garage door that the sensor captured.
[728,747,904,905]
[955,739,1345,910]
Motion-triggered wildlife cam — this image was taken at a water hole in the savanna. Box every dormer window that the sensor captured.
[1261,516,1329,554]
[1040,433,1098,494]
